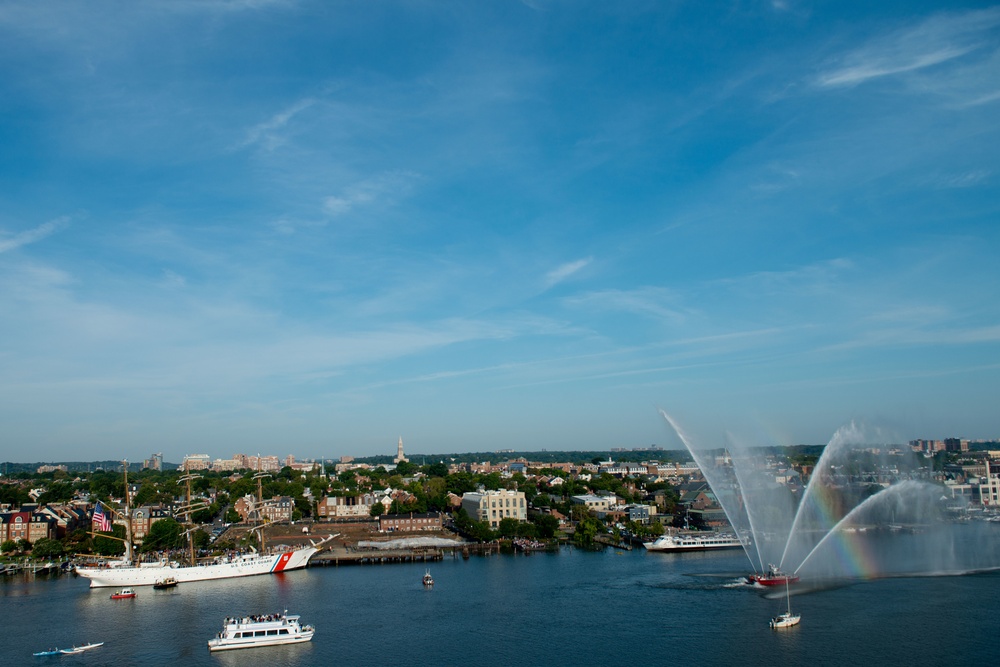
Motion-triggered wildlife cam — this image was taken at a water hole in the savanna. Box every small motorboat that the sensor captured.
[153,577,177,589]
[110,588,136,599]
[422,570,434,587]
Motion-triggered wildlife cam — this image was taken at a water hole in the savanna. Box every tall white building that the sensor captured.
[394,436,408,464]
[461,489,527,527]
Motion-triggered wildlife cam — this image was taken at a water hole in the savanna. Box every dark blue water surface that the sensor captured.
[3,545,998,666]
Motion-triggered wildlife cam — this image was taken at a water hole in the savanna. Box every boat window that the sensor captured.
[255,631,266,637]
[279,629,289,635]
[267,630,278,636]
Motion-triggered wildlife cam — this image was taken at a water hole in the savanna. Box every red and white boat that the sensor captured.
[748,564,799,586]
[110,588,136,599]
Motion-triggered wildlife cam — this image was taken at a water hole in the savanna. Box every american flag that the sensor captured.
[92,502,112,532]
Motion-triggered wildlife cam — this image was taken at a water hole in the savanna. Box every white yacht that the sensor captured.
[207,611,315,651]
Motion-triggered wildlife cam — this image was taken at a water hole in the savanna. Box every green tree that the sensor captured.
[497,517,520,538]
[395,460,416,476]
[36,482,74,504]
[531,514,560,539]
[0,539,16,554]
[424,462,448,478]
[30,537,65,559]
[93,524,127,557]
[573,515,602,547]
[140,518,184,553]
[369,502,385,517]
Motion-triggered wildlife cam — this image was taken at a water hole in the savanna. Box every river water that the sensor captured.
[3,542,998,666]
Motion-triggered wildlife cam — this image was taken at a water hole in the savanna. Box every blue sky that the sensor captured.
[1,1,999,463]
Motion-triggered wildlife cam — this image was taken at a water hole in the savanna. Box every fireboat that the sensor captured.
[748,564,799,587]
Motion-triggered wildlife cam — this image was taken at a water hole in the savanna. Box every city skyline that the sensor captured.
[2,2,999,463]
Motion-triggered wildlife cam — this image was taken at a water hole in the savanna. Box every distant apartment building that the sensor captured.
[143,453,163,471]
[461,489,527,527]
[36,464,67,474]
[181,454,211,471]
[944,438,970,453]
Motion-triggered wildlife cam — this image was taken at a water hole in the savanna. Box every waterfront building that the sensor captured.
[378,511,443,532]
[0,511,56,543]
[129,506,172,542]
[978,461,1000,507]
[317,493,387,519]
[460,489,527,528]
[570,494,618,513]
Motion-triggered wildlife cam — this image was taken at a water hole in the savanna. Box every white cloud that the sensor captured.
[238,98,315,150]
[563,286,690,324]
[0,216,69,254]
[322,170,419,218]
[815,8,1000,88]
[544,257,591,289]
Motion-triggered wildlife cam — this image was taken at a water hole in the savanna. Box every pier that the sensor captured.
[310,542,501,566]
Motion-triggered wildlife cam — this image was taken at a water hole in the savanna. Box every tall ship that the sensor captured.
[76,462,334,588]
[642,530,745,553]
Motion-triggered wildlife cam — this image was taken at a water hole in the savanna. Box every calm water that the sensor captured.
[3,545,998,666]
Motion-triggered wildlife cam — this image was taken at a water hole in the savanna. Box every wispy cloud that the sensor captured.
[815,8,1000,88]
[0,217,69,254]
[543,257,591,289]
[563,286,691,323]
[323,170,419,218]
[237,98,315,150]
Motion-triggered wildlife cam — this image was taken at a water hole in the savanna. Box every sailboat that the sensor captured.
[75,460,336,588]
[769,579,801,629]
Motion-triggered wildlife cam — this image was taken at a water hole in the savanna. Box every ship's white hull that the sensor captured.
[208,631,314,651]
[75,545,319,588]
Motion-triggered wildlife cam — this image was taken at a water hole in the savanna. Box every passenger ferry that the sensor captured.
[207,611,315,651]
[642,531,745,553]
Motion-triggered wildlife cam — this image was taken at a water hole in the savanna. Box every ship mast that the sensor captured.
[123,459,134,564]
[253,472,271,552]
[177,473,208,566]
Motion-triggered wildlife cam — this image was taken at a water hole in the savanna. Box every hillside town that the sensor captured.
[3,436,1000,566]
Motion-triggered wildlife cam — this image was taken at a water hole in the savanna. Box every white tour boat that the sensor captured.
[642,531,745,553]
[208,611,315,651]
